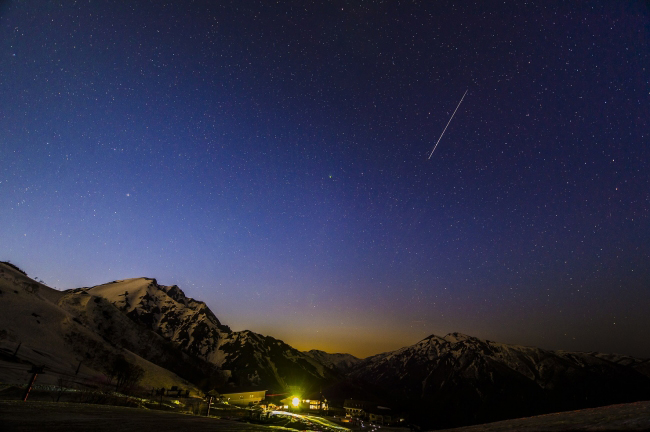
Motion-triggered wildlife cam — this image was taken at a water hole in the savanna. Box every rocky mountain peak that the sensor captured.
[161,284,187,304]
[443,332,474,343]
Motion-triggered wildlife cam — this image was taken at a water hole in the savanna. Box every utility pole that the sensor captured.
[207,396,213,417]
[22,366,44,401]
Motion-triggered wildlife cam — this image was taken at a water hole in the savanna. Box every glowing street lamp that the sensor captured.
[291,397,300,408]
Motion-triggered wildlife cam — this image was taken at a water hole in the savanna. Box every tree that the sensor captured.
[109,355,144,394]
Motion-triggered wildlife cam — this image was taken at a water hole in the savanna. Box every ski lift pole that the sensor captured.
[23,366,44,401]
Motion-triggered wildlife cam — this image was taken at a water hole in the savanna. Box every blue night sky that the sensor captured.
[1,1,649,358]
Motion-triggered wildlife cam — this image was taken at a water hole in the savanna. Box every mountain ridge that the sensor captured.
[347,331,650,428]
[303,349,363,374]
[67,276,343,394]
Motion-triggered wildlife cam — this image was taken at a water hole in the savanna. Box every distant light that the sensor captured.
[292,397,300,407]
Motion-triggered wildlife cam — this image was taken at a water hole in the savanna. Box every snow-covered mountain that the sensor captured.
[0,265,340,395]
[72,278,340,392]
[304,349,362,373]
[347,332,650,429]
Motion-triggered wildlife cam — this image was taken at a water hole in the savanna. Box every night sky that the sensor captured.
[2,1,649,358]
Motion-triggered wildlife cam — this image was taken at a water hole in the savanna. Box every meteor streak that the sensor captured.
[428,89,468,159]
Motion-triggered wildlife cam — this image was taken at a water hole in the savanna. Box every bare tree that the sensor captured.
[109,355,144,394]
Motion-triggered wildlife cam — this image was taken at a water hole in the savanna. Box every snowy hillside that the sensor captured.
[0,263,203,394]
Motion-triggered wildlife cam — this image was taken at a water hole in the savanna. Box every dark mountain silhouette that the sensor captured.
[347,333,650,429]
